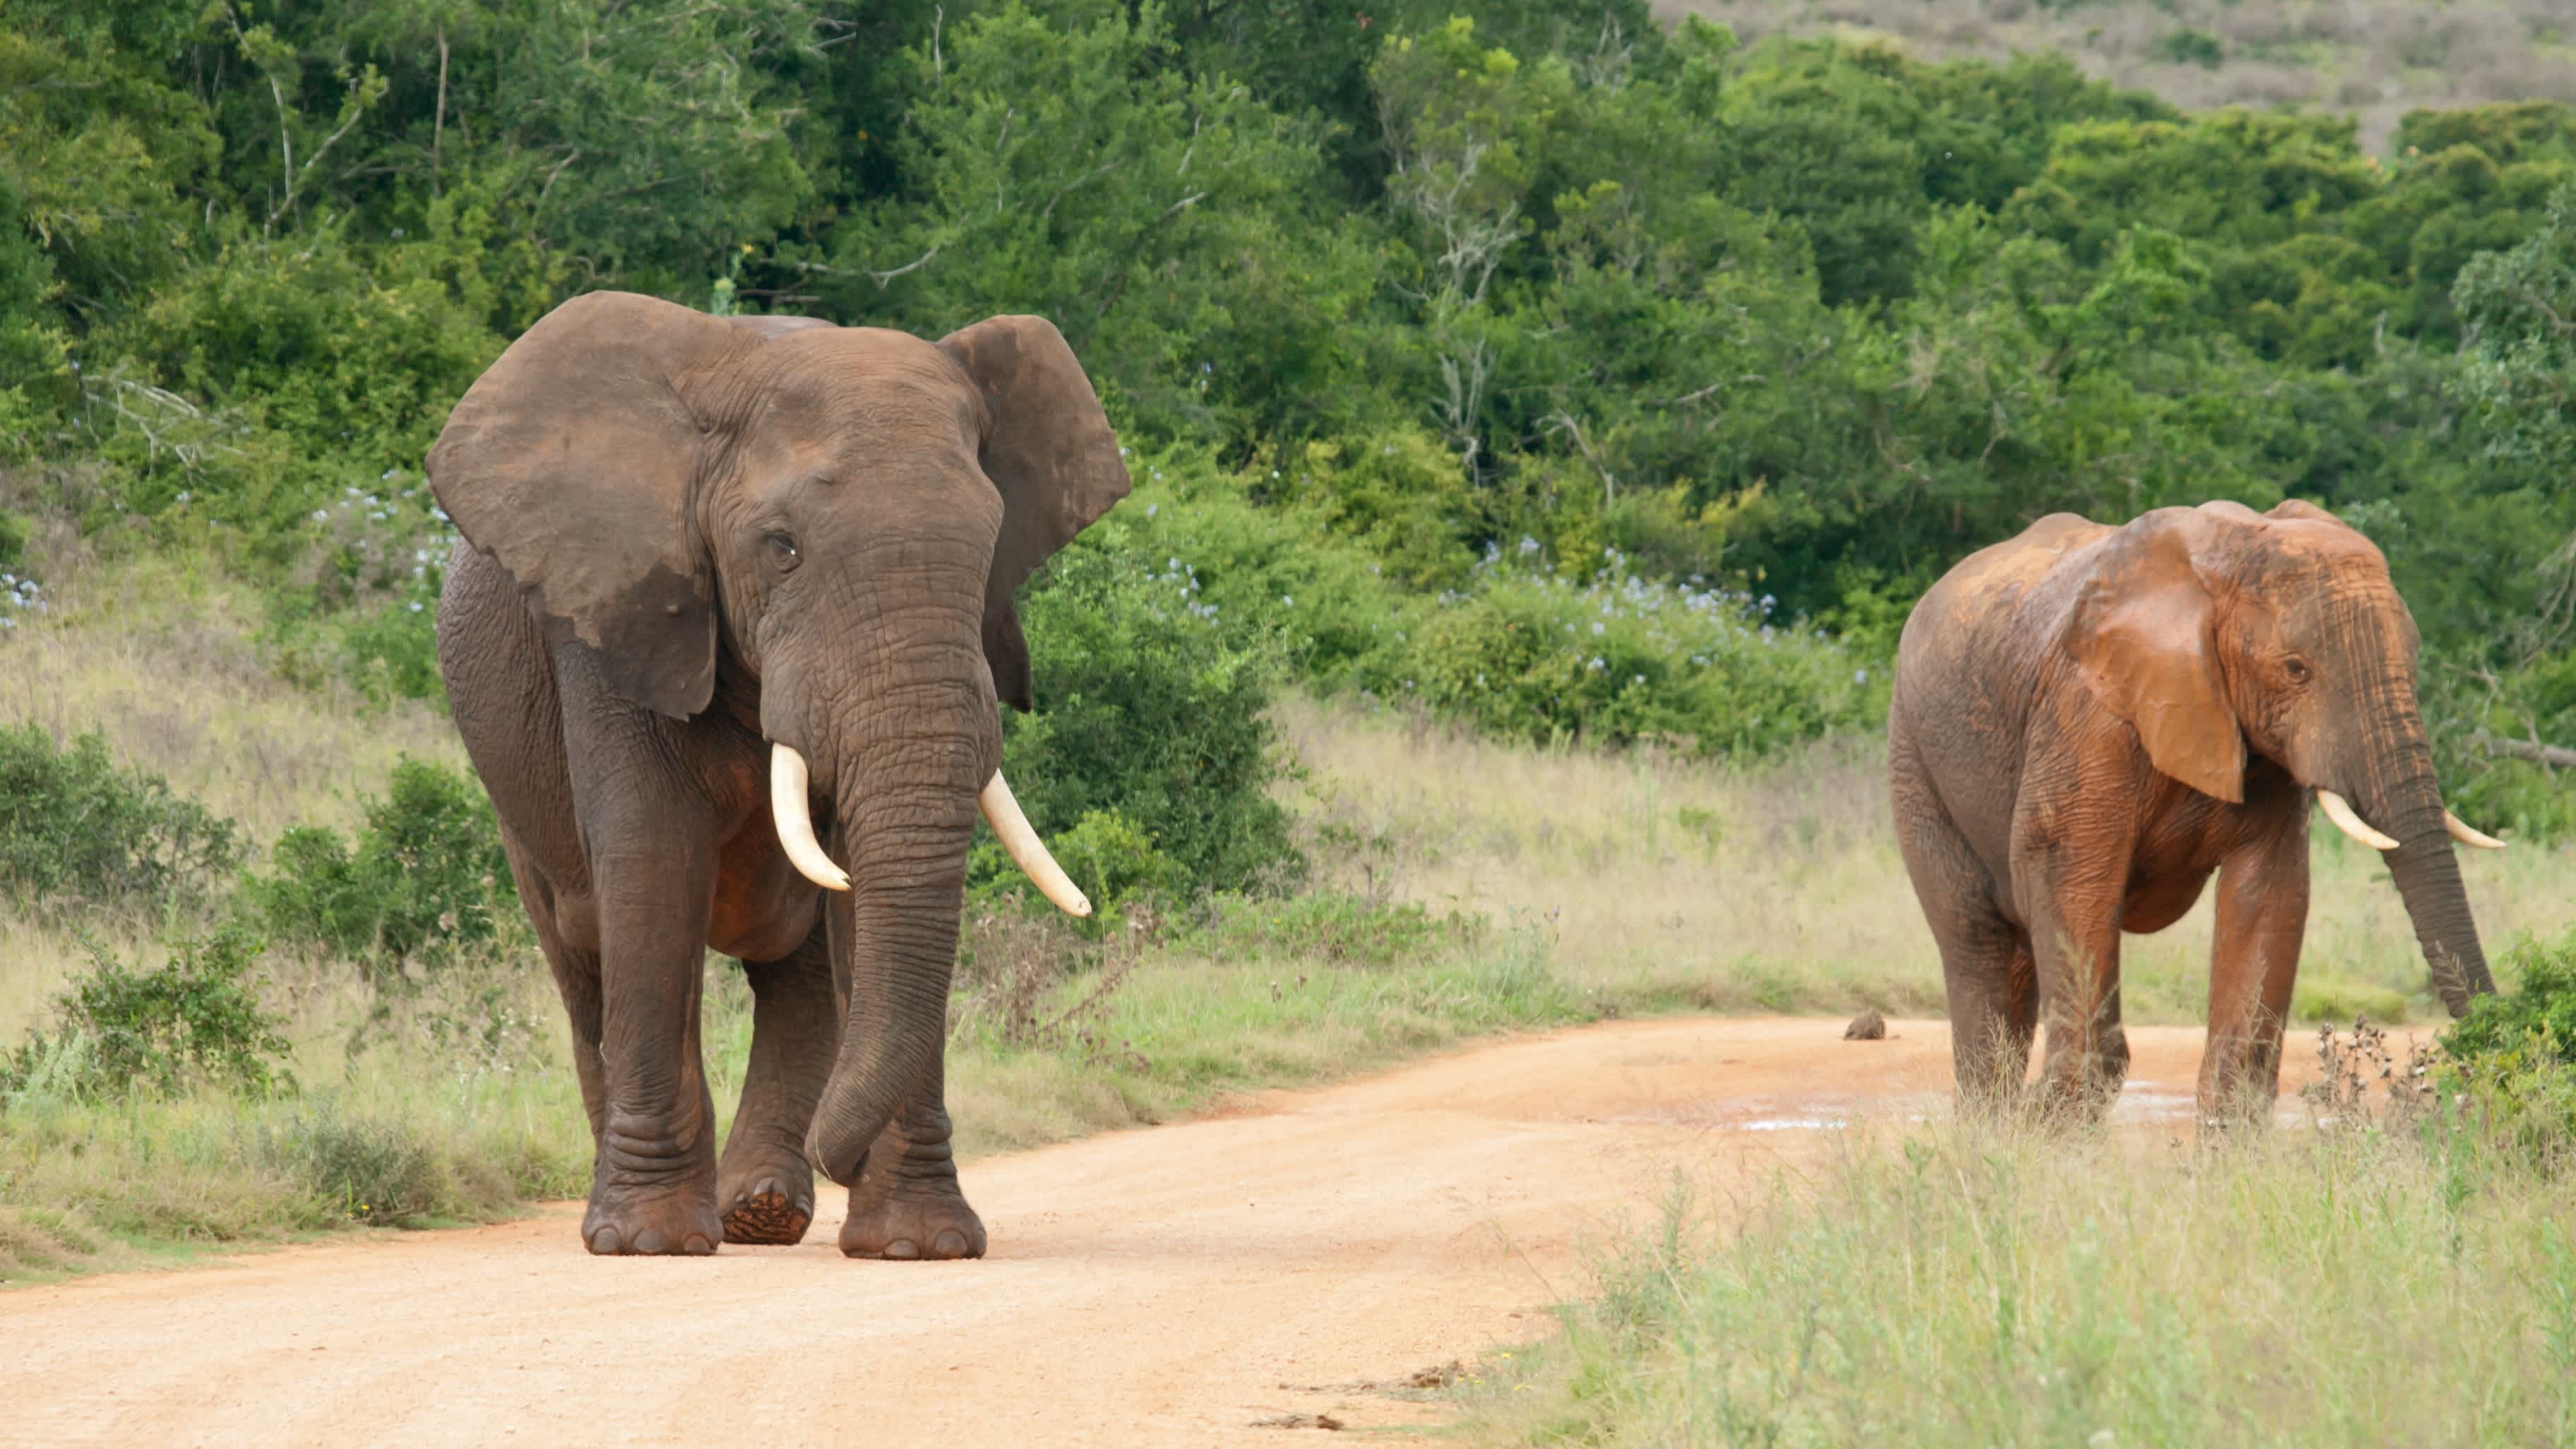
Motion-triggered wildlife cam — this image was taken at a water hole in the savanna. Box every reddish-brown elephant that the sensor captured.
[431,292,1125,1256]
[1888,499,2504,1124]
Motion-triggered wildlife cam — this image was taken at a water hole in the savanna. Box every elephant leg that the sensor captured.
[1891,741,2036,1116]
[2025,881,2130,1123]
[718,927,835,1246]
[580,835,724,1257]
[2200,798,2310,1128]
[839,1047,986,1260]
[2016,804,2133,1122]
[1947,932,2039,1116]
[501,831,607,1143]
[557,685,727,1256]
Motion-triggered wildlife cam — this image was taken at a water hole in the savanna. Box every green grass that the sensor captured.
[1463,1121,2576,1447]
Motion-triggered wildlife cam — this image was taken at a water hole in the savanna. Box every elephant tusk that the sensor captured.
[770,744,852,892]
[2315,789,2399,852]
[2445,810,2508,850]
[979,770,1092,919]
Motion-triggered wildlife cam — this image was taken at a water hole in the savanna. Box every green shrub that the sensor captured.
[1406,557,1883,754]
[247,757,516,984]
[999,527,1305,899]
[0,724,239,913]
[2437,929,2576,1163]
[1179,890,1484,968]
[254,1106,447,1227]
[1100,453,1426,693]
[2151,27,2224,68]
[0,922,291,1102]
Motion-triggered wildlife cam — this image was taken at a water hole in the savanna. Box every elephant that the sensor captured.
[1887,499,2504,1125]
[428,291,1126,1256]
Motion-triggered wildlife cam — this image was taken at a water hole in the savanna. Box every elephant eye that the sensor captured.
[768,532,801,571]
[2283,656,2312,684]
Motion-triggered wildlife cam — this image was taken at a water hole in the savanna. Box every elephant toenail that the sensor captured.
[632,1229,669,1254]
[589,1227,623,1255]
[753,1177,781,1200]
[933,1229,968,1256]
[883,1239,919,1260]
[683,1234,715,1255]
[794,1198,813,1217]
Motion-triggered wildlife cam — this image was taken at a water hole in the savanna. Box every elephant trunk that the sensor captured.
[2350,709,2496,1018]
[802,758,979,1187]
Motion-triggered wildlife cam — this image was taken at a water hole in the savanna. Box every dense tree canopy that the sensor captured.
[3,0,2572,828]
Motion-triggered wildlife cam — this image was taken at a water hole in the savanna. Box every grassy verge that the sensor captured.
[1461,1118,2576,1447]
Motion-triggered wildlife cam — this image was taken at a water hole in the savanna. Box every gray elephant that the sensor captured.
[429,292,1125,1256]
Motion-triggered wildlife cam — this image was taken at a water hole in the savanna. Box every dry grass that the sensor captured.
[0,550,461,845]
[1277,693,2576,1024]
[1466,1116,2576,1447]
[1664,0,2576,150]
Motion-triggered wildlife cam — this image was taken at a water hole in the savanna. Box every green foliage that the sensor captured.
[254,1106,448,1227]
[2459,179,2576,478]
[246,758,516,984]
[1277,425,1482,590]
[2151,27,2224,68]
[977,808,1183,940]
[2438,930,2576,1163]
[1,923,292,1102]
[813,0,1377,444]
[1179,891,1484,968]
[996,525,1304,898]
[1407,562,1881,753]
[0,724,239,914]
[9,0,2576,830]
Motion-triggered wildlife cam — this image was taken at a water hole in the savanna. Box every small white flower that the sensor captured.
[409,601,425,613]
[1280,595,1293,607]
[1146,503,1157,518]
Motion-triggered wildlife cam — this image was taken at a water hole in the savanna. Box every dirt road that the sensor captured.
[0,1017,2346,1448]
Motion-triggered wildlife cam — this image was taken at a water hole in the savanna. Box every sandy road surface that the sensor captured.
[0,1016,2349,1448]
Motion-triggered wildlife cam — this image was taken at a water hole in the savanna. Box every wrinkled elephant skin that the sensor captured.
[429,293,1128,1255]
[1888,499,2498,1125]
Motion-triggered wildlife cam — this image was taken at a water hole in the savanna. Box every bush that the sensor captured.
[2437,929,2576,1164]
[247,757,516,984]
[1179,890,1484,968]
[1406,555,1883,754]
[998,525,1306,899]
[0,724,239,913]
[0,922,292,1102]
[254,1106,447,1227]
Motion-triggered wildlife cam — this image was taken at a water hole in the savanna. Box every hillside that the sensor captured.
[1669,0,2576,150]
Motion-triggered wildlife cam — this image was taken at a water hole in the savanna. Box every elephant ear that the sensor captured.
[427,292,739,720]
[937,316,1131,712]
[2063,508,2248,804]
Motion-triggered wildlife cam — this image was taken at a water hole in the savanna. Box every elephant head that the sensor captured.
[2065,499,2501,1015]
[425,291,1128,1182]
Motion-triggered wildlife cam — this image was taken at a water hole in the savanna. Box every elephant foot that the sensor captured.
[581,1187,722,1257]
[839,1175,986,1260]
[718,1162,817,1247]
